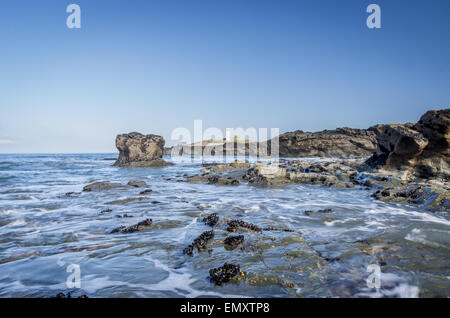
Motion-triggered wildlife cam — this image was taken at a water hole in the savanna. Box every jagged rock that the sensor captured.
[224,235,244,249]
[183,231,214,256]
[275,127,377,158]
[367,124,429,169]
[113,132,173,167]
[209,263,242,285]
[82,181,122,192]
[366,109,449,179]
[202,213,219,226]
[414,109,450,179]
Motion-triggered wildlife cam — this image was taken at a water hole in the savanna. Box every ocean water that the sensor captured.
[0,153,449,298]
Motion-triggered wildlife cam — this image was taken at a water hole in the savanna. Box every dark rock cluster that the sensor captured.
[183,231,215,256]
[209,263,242,285]
[110,219,153,234]
[202,213,219,227]
[224,235,244,249]
[227,220,262,232]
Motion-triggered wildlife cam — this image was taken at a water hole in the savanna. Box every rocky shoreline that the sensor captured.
[110,108,449,212]
[60,108,448,296]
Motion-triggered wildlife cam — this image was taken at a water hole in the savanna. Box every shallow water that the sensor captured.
[0,154,449,298]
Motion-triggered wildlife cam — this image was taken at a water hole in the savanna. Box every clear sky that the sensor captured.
[0,0,449,153]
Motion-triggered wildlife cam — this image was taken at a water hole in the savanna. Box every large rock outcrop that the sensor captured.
[275,127,377,158]
[366,109,449,179]
[113,132,172,167]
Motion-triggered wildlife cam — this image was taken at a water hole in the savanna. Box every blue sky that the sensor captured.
[0,0,449,153]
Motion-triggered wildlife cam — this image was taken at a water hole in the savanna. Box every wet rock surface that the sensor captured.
[202,213,219,227]
[127,180,148,188]
[83,181,123,192]
[53,292,88,298]
[227,220,262,232]
[111,219,153,234]
[183,231,215,256]
[224,235,244,249]
[209,263,243,285]
[304,208,333,216]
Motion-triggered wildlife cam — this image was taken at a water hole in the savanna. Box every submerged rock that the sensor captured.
[53,292,88,298]
[371,184,450,212]
[127,180,148,188]
[110,219,153,233]
[139,189,153,195]
[183,231,215,256]
[304,208,333,216]
[227,220,261,232]
[207,175,240,186]
[83,181,122,192]
[202,213,219,227]
[209,263,243,285]
[224,235,244,249]
[105,197,147,205]
[113,132,173,167]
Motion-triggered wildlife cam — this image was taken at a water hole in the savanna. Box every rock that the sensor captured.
[53,292,88,298]
[275,127,377,158]
[414,109,450,178]
[367,124,429,169]
[371,184,450,212]
[287,172,339,184]
[415,109,450,148]
[209,263,242,285]
[183,231,214,256]
[127,180,148,188]
[224,235,244,249]
[139,189,153,195]
[83,181,122,192]
[202,161,250,174]
[328,181,355,188]
[64,192,80,197]
[202,213,219,226]
[208,175,240,186]
[227,219,261,232]
[202,164,233,173]
[304,208,333,216]
[243,163,288,185]
[230,161,251,169]
[110,219,153,233]
[366,109,450,179]
[105,197,146,205]
[113,132,173,167]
